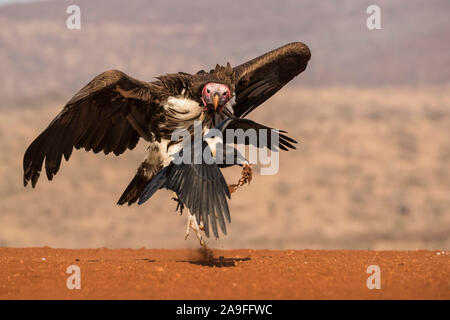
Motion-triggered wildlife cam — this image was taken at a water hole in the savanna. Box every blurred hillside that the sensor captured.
[0,0,449,106]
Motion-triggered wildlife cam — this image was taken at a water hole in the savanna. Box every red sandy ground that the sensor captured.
[0,248,448,299]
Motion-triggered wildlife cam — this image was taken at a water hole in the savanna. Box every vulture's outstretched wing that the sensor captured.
[232,42,311,118]
[23,70,161,187]
[217,117,297,152]
[138,141,231,239]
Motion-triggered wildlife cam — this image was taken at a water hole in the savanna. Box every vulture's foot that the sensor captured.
[240,162,253,185]
[185,211,206,247]
[228,163,253,194]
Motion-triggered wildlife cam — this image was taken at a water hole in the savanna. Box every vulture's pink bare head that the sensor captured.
[201,83,231,113]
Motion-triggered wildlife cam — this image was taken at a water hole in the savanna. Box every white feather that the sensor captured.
[164,97,202,116]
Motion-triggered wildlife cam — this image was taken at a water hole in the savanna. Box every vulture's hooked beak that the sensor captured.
[212,93,220,111]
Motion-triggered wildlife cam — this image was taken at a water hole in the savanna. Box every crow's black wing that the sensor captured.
[217,117,297,152]
[138,142,231,238]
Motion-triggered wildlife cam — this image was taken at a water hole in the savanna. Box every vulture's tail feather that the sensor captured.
[138,166,170,205]
[117,155,162,206]
[117,171,151,206]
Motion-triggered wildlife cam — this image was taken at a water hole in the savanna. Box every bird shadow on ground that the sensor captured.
[177,247,251,268]
[135,258,156,262]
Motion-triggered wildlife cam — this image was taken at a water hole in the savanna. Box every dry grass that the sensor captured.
[1,86,449,249]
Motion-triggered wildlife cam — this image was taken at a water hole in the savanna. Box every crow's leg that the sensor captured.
[185,210,206,247]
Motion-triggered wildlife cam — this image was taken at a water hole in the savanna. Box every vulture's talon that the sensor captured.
[228,164,253,194]
[238,163,253,186]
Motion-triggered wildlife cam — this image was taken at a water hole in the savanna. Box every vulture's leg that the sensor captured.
[171,192,184,215]
[228,161,253,194]
[185,210,206,247]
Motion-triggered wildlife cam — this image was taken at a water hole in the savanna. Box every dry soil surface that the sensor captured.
[0,248,449,299]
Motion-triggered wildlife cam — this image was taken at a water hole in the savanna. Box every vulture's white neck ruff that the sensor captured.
[164,97,203,120]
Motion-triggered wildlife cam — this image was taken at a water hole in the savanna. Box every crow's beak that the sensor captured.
[212,93,220,111]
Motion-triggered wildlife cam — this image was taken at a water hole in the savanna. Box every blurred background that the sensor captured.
[0,0,449,249]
